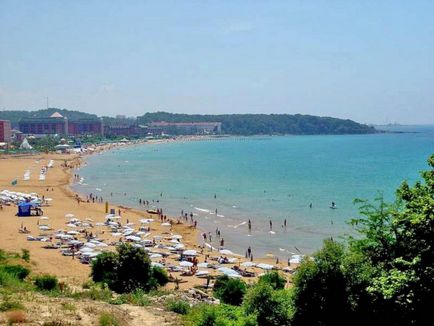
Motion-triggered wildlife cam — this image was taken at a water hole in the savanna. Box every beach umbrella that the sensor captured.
[123,230,134,236]
[65,213,74,218]
[70,240,82,245]
[180,261,193,267]
[133,243,143,248]
[195,271,210,277]
[257,263,274,270]
[151,262,164,268]
[85,218,93,221]
[197,262,210,268]
[182,250,197,256]
[153,235,162,240]
[161,222,171,227]
[80,247,94,253]
[39,225,50,230]
[150,253,163,259]
[289,257,302,264]
[69,218,80,223]
[126,222,135,226]
[228,274,242,278]
[125,235,141,242]
[241,262,256,267]
[171,235,183,240]
[219,249,235,255]
[95,222,105,226]
[174,243,185,250]
[217,267,239,276]
[169,239,180,244]
[84,243,97,248]
[82,251,98,257]
[96,242,108,247]
[111,232,122,237]
[136,231,147,236]
[45,198,53,201]
[66,223,77,228]
[39,216,49,220]
[67,231,79,235]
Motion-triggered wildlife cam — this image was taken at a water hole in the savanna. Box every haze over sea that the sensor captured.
[74,126,434,258]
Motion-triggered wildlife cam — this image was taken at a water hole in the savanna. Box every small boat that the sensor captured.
[146,209,158,214]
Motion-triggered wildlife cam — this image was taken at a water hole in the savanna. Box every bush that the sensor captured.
[167,299,190,315]
[243,283,293,326]
[111,289,150,306]
[213,275,246,306]
[151,266,169,287]
[72,284,113,302]
[258,271,286,290]
[99,312,119,326]
[291,240,351,326]
[91,244,166,293]
[0,269,29,292]
[21,249,30,262]
[0,265,30,281]
[82,279,95,289]
[34,274,59,291]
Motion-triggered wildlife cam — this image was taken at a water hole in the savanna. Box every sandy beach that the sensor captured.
[0,145,296,290]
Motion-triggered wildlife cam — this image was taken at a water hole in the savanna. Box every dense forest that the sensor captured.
[137,112,377,135]
[0,108,377,135]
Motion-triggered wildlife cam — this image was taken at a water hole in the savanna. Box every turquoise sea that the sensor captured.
[74,126,434,258]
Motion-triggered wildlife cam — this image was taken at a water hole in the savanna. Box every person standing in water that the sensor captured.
[269,219,273,231]
[248,219,252,232]
[284,219,287,230]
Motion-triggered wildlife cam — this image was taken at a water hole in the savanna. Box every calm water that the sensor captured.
[74,127,434,257]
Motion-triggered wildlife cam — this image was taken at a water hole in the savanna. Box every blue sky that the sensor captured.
[1,1,433,124]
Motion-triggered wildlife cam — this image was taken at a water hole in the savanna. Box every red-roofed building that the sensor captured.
[0,120,12,143]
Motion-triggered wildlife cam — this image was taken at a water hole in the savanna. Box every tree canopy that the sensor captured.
[137,112,377,135]
[0,108,377,135]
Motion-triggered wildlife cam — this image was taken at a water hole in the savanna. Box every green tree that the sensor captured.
[292,239,351,326]
[258,271,286,290]
[91,244,168,293]
[213,275,247,306]
[291,154,434,326]
[243,283,292,326]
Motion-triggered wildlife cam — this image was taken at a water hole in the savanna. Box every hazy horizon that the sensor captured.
[1,1,433,124]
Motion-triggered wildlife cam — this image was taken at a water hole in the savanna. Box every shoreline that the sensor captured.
[70,139,244,257]
[1,141,295,290]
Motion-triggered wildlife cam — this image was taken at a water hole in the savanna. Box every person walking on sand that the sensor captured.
[220,238,224,248]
